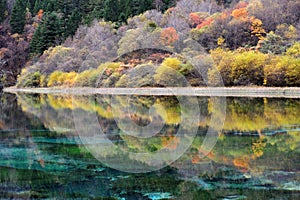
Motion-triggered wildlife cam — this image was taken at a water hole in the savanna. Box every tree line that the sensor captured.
[6,0,178,55]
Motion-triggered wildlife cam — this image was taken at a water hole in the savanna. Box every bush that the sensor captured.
[259,31,286,54]
[161,57,182,70]
[74,69,98,87]
[209,49,267,86]
[264,56,300,86]
[47,71,64,87]
[209,49,235,86]
[286,42,300,58]
[40,74,48,87]
[231,51,266,86]
[95,62,121,87]
[284,57,300,86]
[17,69,42,88]
[63,72,77,87]
[116,64,156,87]
[154,65,189,87]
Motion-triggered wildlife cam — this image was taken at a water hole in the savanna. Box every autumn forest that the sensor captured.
[0,0,300,88]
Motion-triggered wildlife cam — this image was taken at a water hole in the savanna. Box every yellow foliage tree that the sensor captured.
[161,57,181,70]
[47,71,63,87]
[286,42,300,58]
[250,18,266,40]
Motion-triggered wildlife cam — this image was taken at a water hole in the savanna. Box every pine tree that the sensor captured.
[118,12,126,23]
[26,0,36,11]
[30,11,63,55]
[116,0,129,20]
[138,0,153,13]
[33,0,42,15]
[65,8,81,37]
[0,0,7,23]
[162,0,176,10]
[42,12,63,50]
[30,23,44,54]
[10,0,27,33]
[103,0,119,22]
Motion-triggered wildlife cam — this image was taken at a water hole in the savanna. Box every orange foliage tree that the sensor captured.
[189,13,203,28]
[196,18,213,29]
[231,7,248,20]
[250,18,266,40]
[160,27,179,45]
[37,9,43,20]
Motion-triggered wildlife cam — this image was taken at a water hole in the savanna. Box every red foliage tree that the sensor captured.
[190,12,202,27]
[196,18,213,29]
[160,27,179,45]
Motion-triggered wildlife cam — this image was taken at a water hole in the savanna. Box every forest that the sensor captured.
[0,0,299,88]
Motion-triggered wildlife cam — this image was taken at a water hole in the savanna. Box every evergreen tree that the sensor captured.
[118,12,126,23]
[103,0,119,22]
[65,8,82,37]
[30,23,44,54]
[130,0,139,16]
[162,0,176,10]
[10,0,27,33]
[33,0,42,15]
[116,0,129,20]
[26,0,31,11]
[0,0,7,23]
[30,11,63,54]
[42,12,63,49]
[26,0,36,11]
[138,0,153,13]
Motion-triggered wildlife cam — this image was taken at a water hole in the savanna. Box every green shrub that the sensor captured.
[259,31,286,54]
[17,70,42,88]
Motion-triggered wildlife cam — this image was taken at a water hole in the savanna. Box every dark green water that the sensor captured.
[0,93,299,199]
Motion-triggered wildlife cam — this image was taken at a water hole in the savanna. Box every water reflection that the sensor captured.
[0,93,299,199]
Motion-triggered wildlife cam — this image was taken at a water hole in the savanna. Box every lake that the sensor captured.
[0,92,299,199]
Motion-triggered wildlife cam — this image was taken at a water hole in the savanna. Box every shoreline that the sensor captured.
[3,87,300,98]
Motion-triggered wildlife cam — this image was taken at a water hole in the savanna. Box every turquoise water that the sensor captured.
[0,93,299,199]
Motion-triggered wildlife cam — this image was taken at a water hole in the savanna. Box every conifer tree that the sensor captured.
[42,12,63,49]
[30,23,44,54]
[103,0,119,22]
[65,9,81,37]
[0,0,7,23]
[138,0,153,13]
[33,0,42,15]
[10,0,26,33]
[30,11,63,54]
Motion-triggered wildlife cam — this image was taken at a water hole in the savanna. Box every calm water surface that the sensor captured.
[0,92,299,199]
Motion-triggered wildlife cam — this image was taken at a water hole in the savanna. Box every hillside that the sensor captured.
[1,0,300,88]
